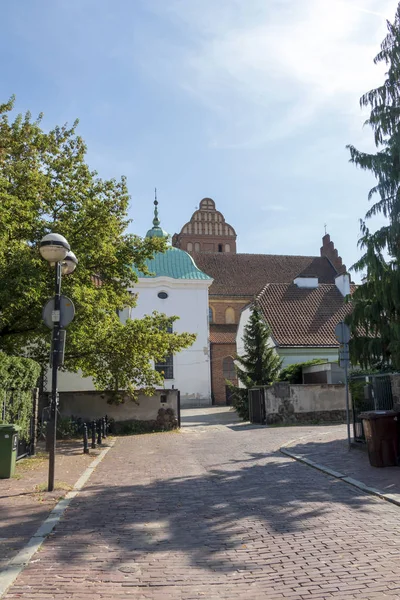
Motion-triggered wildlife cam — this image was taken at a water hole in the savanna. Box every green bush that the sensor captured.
[0,352,41,440]
[112,408,178,435]
[230,386,249,421]
[278,359,326,384]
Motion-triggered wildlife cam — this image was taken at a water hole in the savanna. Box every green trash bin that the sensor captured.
[0,424,20,478]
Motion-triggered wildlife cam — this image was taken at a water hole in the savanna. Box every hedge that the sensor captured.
[0,352,41,440]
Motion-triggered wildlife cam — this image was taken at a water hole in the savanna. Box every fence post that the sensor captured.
[91,420,96,449]
[97,419,102,445]
[30,388,39,457]
[83,423,89,454]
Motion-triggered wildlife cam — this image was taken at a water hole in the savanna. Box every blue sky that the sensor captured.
[1,0,398,277]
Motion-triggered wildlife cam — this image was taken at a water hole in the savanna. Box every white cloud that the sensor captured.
[145,0,398,148]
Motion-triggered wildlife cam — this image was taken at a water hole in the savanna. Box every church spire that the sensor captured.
[145,188,168,239]
[153,187,160,228]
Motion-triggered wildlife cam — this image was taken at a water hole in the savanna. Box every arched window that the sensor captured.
[194,242,200,252]
[223,357,236,380]
[225,244,231,253]
[187,242,193,252]
[225,307,235,324]
[208,307,214,323]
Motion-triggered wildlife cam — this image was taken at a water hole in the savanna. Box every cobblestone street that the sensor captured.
[3,409,400,599]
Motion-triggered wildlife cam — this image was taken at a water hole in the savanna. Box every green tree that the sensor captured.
[231,305,282,419]
[0,97,195,398]
[346,4,400,369]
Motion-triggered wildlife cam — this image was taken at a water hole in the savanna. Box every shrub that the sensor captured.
[0,352,41,440]
[278,359,326,384]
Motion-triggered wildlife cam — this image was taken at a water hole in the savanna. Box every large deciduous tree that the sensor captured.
[346,4,400,369]
[0,97,195,398]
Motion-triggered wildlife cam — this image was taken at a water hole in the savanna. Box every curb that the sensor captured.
[0,439,115,598]
[280,446,400,509]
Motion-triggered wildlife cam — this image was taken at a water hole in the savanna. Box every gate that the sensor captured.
[1,388,39,459]
[249,388,266,424]
[350,374,394,442]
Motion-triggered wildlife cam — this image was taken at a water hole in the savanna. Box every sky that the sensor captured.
[1,0,399,277]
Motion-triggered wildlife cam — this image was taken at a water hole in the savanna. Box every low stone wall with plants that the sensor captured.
[263,382,348,425]
[0,352,41,440]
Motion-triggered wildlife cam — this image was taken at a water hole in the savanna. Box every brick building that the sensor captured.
[173,199,347,405]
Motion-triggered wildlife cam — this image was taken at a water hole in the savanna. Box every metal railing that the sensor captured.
[351,374,394,442]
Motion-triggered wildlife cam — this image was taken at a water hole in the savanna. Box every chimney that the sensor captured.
[335,273,350,297]
[294,276,319,289]
[320,233,347,274]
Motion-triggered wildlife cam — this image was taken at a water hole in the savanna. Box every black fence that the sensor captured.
[351,374,394,443]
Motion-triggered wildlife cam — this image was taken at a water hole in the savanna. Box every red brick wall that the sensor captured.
[211,342,237,405]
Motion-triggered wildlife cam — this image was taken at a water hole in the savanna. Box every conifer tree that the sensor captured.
[346,4,400,369]
[231,305,281,419]
[236,305,282,387]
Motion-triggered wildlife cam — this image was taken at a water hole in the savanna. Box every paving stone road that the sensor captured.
[3,408,400,599]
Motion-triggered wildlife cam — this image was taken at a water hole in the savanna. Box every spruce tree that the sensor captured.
[346,4,400,369]
[231,305,281,419]
[236,305,282,387]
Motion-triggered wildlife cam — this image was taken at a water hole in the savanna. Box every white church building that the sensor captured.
[55,199,213,407]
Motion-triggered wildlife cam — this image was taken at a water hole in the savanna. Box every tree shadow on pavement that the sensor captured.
[45,454,393,577]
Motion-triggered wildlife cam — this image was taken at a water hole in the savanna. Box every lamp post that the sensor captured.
[40,234,78,492]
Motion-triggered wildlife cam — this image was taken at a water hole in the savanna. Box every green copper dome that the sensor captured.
[134,247,212,280]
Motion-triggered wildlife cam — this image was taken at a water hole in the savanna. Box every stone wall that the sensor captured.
[390,374,400,411]
[57,389,179,424]
[263,382,349,425]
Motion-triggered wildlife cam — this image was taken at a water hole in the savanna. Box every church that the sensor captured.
[171,197,351,406]
[56,196,350,408]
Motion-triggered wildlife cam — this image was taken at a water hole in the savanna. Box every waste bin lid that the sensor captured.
[359,410,399,420]
[0,424,21,432]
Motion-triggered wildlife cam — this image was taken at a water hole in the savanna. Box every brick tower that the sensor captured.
[172,198,237,254]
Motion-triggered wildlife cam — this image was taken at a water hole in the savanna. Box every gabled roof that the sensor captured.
[133,247,212,281]
[192,253,338,297]
[256,283,352,347]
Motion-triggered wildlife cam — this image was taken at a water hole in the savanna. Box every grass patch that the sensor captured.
[16,452,48,472]
[34,481,73,493]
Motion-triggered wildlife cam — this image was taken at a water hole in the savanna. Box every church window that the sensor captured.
[225,244,231,253]
[155,324,174,379]
[223,357,236,380]
[199,222,202,234]
[157,291,168,299]
[194,222,198,234]
[187,242,193,252]
[225,307,235,324]
[205,222,208,235]
[155,355,174,380]
[195,242,200,252]
[209,306,214,323]
[218,244,223,253]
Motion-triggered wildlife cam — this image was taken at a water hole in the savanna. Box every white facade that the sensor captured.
[53,275,213,407]
[122,276,212,406]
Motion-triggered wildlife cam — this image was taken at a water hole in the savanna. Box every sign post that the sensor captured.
[335,322,351,450]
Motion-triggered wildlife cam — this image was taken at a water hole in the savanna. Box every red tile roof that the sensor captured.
[256,283,352,347]
[192,253,338,297]
[210,324,237,344]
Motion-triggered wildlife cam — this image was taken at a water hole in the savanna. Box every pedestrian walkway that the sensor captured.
[282,424,400,497]
[2,419,400,599]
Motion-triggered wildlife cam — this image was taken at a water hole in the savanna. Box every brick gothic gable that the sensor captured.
[172,198,237,254]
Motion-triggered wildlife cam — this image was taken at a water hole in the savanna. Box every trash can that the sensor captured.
[0,424,20,478]
[359,411,400,468]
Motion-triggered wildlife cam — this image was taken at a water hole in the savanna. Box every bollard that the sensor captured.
[97,419,102,445]
[83,423,89,454]
[91,420,96,449]
[105,415,109,436]
[102,417,107,439]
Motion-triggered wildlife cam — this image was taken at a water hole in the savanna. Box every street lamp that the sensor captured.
[40,233,78,492]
